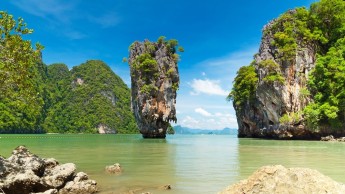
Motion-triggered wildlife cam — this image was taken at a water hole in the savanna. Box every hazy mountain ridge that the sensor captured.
[173,125,237,135]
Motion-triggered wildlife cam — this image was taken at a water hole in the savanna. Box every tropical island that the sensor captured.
[1,0,345,194]
[229,0,345,140]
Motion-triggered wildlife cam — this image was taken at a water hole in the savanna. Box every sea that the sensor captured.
[0,134,344,194]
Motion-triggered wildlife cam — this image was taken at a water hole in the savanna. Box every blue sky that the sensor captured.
[3,0,317,129]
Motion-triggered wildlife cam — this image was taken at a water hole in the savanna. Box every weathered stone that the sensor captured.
[59,172,97,194]
[8,146,46,176]
[105,163,122,174]
[43,158,59,169]
[0,146,97,194]
[128,39,179,138]
[219,165,345,194]
[321,135,336,141]
[1,170,44,194]
[321,135,345,142]
[42,163,76,188]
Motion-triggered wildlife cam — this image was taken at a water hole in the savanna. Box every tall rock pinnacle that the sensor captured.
[128,37,182,138]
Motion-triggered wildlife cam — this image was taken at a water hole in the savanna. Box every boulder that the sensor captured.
[42,163,76,188]
[219,165,345,194]
[105,163,122,174]
[59,172,97,194]
[0,146,97,194]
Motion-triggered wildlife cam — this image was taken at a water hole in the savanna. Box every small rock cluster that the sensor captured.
[219,165,345,194]
[0,146,97,194]
[321,135,345,142]
[105,163,122,174]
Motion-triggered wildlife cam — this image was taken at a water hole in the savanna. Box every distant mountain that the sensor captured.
[173,125,237,135]
[43,60,138,134]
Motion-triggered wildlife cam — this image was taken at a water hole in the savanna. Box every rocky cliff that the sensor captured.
[231,1,345,139]
[235,11,316,139]
[128,37,181,138]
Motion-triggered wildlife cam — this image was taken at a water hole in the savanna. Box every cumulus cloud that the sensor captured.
[195,108,212,117]
[179,113,238,130]
[190,79,228,96]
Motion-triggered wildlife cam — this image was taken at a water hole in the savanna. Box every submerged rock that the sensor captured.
[0,146,97,194]
[128,37,182,138]
[219,165,345,194]
[105,163,122,174]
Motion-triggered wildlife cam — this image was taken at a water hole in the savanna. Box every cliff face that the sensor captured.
[234,11,317,139]
[128,38,180,138]
[234,3,345,139]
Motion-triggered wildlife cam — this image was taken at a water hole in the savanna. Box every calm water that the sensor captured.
[0,134,345,193]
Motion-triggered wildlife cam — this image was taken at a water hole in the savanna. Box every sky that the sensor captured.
[2,0,317,130]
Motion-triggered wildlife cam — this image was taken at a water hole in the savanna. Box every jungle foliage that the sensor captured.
[0,12,138,134]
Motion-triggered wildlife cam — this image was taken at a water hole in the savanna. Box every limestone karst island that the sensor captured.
[1,0,345,193]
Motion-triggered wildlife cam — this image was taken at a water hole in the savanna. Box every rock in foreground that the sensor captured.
[219,165,345,194]
[128,37,181,138]
[0,146,97,194]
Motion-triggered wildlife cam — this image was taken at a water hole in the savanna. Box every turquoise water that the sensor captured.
[0,134,345,193]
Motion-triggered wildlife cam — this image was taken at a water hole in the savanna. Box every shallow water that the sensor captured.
[0,134,344,193]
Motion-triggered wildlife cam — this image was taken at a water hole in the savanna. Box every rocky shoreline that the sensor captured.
[219,165,345,194]
[0,146,97,194]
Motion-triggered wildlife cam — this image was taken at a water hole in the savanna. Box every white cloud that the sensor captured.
[190,79,228,96]
[195,108,212,117]
[202,72,206,76]
[179,113,238,130]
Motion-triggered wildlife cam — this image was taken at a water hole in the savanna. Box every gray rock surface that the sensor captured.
[219,165,345,194]
[59,172,97,194]
[0,146,97,194]
[235,10,317,139]
[128,39,179,138]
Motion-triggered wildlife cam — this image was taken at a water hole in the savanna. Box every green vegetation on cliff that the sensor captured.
[129,36,183,95]
[227,62,258,108]
[0,12,137,134]
[306,37,345,129]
